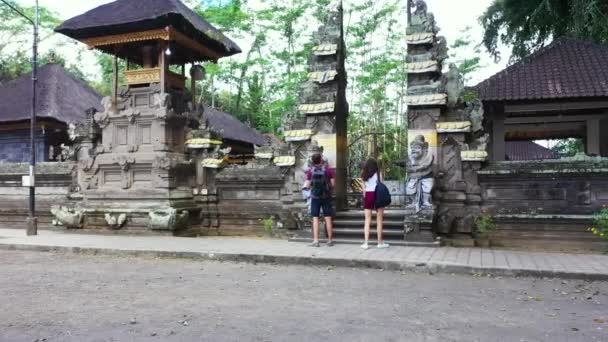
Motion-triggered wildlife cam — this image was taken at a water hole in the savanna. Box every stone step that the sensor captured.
[332,228,404,237]
[333,219,404,228]
[288,237,440,247]
[334,210,407,219]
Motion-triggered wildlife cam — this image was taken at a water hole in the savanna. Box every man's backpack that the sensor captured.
[310,167,329,199]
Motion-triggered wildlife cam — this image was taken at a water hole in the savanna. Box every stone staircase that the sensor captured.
[291,209,439,246]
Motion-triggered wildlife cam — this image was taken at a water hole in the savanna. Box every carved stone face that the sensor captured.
[410,144,423,161]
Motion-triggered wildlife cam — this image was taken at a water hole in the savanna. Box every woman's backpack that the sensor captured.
[374,181,391,209]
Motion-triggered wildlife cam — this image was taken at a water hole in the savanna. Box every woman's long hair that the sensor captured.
[360,159,379,181]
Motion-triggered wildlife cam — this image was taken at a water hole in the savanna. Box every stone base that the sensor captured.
[445,233,475,247]
[403,208,436,243]
[26,217,38,236]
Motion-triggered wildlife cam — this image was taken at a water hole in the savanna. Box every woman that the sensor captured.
[360,159,389,249]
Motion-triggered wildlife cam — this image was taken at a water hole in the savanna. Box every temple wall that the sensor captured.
[476,159,608,249]
[188,165,299,237]
[0,130,49,162]
[601,119,608,157]
[479,165,608,216]
[0,162,74,225]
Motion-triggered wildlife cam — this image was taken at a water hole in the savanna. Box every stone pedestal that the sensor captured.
[26,217,38,236]
[404,208,435,242]
[60,86,199,232]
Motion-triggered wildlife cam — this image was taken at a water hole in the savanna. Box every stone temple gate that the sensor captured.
[0,0,601,250]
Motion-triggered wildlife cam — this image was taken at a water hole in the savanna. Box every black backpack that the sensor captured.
[374,181,391,208]
[310,167,329,199]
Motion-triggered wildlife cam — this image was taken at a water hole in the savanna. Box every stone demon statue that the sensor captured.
[405,135,434,212]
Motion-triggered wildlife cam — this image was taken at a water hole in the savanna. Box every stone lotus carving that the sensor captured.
[94,97,113,128]
[406,93,447,106]
[436,121,471,133]
[468,134,489,152]
[148,209,189,231]
[112,155,136,189]
[104,213,127,229]
[68,122,86,142]
[50,206,84,228]
[468,100,485,132]
[405,135,434,212]
[114,155,135,171]
[445,63,464,108]
[153,155,181,171]
[60,143,76,161]
[431,36,448,63]
[152,93,175,119]
[122,107,141,123]
[461,150,488,162]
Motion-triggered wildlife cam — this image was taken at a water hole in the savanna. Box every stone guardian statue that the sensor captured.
[405,135,434,212]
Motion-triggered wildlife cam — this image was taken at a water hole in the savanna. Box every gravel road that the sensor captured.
[0,250,606,342]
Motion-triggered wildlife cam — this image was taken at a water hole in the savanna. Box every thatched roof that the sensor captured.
[203,106,266,146]
[55,0,241,62]
[505,141,560,161]
[0,64,102,124]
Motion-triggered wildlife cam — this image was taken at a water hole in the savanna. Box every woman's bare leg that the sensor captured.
[376,207,384,244]
[364,208,372,243]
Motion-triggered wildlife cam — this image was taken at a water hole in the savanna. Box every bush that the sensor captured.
[588,207,608,241]
[261,217,274,235]
[474,213,496,238]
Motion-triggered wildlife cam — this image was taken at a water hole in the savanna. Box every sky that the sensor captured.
[17,0,509,85]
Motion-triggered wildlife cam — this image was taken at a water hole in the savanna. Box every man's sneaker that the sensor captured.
[309,241,320,247]
[377,243,389,249]
[360,242,369,249]
[326,240,334,247]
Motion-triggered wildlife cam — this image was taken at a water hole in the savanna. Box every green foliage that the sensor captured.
[449,26,484,84]
[93,53,126,96]
[480,0,608,62]
[474,213,497,238]
[550,138,584,157]
[195,0,252,34]
[588,207,608,241]
[344,0,408,180]
[261,217,274,234]
[0,1,77,83]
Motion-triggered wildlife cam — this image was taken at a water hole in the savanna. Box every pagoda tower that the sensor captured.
[53,0,240,231]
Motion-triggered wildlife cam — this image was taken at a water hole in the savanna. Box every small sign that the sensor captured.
[22,175,35,187]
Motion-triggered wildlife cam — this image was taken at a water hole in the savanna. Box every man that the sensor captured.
[303,153,335,247]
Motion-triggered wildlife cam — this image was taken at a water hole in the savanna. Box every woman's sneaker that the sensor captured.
[309,241,320,247]
[377,243,389,249]
[360,242,369,249]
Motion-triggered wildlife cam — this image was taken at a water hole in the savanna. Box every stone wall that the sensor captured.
[0,129,49,162]
[479,158,608,216]
[0,162,74,226]
[199,165,298,236]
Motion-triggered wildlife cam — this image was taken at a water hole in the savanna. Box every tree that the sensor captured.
[551,138,584,157]
[449,26,483,84]
[0,1,85,84]
[480,0,608,62]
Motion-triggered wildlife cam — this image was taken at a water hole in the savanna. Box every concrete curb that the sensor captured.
[1,243,607,281]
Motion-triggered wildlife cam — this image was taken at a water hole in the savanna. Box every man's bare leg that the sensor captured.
[312,217,320,243]
[324,216,333,242]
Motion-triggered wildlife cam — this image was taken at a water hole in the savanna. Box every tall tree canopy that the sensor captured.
[0,1,86,83]
[480,0,608,62]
